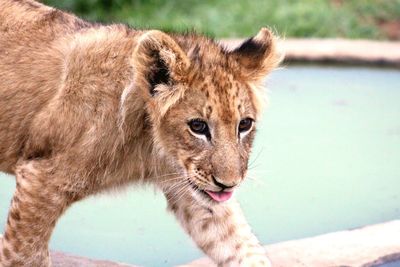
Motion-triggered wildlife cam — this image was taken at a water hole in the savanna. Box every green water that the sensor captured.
[1,65,400,266]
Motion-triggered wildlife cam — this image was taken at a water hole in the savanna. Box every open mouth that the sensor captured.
[187,179,233,202]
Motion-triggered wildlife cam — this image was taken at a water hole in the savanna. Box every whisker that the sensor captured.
[248,147,264,168]
[147,172,184,180]
[245,176,266,186]
[190,187,211,208]
[247,169,272,173]
[163,175,193,193]
[158,176,187,184]
[162,179,189,193]
[167,184,191,207]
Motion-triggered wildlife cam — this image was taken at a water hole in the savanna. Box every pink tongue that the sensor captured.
[205,190,233,202]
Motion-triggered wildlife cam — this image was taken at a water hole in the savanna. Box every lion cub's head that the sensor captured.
[132,28,281,203]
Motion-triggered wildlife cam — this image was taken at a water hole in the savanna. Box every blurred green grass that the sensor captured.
[42,0,400,39]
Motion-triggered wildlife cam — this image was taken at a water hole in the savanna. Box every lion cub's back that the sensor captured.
[0,0,91,172]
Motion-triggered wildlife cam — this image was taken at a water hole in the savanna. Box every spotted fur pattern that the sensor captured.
[0,0,281,266]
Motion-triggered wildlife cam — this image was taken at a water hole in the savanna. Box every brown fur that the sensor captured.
[0,0,281,266]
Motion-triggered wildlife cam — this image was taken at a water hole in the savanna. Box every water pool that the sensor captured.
[1,65,399,266]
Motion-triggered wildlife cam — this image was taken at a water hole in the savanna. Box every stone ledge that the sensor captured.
[180,220,400,267]
[50,251,138,267]
[2,221,399,267]
[222,39,400,67]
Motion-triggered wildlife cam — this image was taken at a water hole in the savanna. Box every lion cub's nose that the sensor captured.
[212,175,238,190]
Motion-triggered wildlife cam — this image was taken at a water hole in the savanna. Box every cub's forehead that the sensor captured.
[186,70,256,122]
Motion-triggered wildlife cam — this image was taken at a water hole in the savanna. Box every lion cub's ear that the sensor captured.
[132,30,190,97]
[230,28,282,81]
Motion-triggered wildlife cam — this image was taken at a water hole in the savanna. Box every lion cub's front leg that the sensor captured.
[167,194,271,267]
[0,161,76,267]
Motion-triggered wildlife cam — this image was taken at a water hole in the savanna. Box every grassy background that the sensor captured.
[42,0,400,40]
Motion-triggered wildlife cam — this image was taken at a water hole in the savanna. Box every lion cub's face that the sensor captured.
[133,28,280,203]
[159,74,257,203]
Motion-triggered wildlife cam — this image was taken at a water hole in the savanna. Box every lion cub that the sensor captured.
[0,0,281,266]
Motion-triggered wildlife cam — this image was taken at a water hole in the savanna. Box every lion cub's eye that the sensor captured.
[238,118,254,133]
[188,119,209,135]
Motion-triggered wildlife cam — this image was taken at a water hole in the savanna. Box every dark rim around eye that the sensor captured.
[238,118,254,133]
[188,119,209,135]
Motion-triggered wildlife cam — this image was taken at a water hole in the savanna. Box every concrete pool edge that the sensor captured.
[180,220,400,267]
[49,251,139,267]
[2,220,398,267]
[221,39,400,68]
